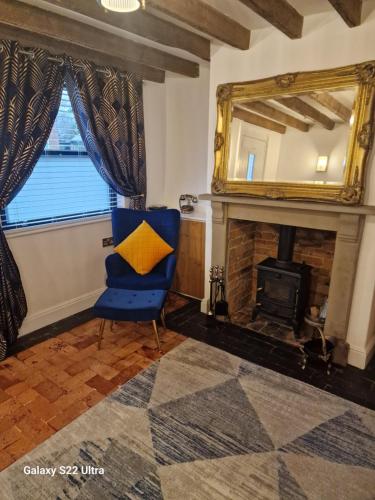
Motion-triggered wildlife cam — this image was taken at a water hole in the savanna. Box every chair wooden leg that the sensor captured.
[110,320,115,332]
[98,319,106,350]
[161,308,167,330]
[152,320,161,351]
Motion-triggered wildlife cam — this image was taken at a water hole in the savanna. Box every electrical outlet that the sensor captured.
[102,237,113,247]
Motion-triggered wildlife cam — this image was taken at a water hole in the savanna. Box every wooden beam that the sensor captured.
[146,0,250,50]
[276,97,335,130]
[238,0,303,39]
[233,107,286,134]
[0,24,165,83]
[327,0,362,27]
[309,92,352,122]
[244,101,310,131]
[0,0,199,77]
[42,0,210,61]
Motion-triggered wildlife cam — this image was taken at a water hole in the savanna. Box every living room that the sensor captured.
[0,0,374,498]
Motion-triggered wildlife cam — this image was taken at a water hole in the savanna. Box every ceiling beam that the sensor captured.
[309,92,352,122]
[327,0,362,27]
[0,24,165,83]
[275,97,335,130]
[0,0,199,78]
[238,0,303,39]
[146,0,250,50]
[233,107,286,134]
[244,101,310,131]
[42,0,210,61]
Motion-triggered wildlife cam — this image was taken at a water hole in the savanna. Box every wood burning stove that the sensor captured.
[252,225,311,336]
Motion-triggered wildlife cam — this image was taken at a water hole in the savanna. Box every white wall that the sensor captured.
[207,10,375,195]
[164,65,211,218]
[143,82,167,206]
[204,9,375,367]
[8,218,113,335]
[277,124,348,183]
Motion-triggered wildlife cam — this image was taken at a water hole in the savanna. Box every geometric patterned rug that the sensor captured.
[0,338,374,499]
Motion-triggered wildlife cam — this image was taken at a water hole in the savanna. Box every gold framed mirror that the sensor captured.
[212,61,375,204]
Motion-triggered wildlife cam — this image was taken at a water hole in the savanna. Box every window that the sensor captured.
[247,153,256,181]
[1,89,117,230]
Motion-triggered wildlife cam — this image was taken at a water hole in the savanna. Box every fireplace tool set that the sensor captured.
[208,265,228,320]
[302,302,334,375]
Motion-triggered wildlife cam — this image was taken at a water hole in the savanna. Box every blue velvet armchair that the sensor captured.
[106,208,181,291]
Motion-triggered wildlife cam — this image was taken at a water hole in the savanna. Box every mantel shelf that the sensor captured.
[199,194,375,216]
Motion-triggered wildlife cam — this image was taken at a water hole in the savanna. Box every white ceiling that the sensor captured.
[16,0,375,65]
[239,88,357,125]
[206,0,375,30]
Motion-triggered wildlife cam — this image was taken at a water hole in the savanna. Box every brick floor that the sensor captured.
[0,293,188,471]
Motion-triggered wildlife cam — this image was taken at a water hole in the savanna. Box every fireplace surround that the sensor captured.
[200,194,375,367]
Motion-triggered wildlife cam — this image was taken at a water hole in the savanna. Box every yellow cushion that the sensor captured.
[114,220,174,275]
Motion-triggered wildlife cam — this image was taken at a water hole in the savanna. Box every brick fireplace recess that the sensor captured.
[226,220,335,336]
[201,194,375,368]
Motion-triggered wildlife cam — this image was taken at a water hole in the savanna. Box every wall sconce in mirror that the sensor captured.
[316,156,329,172]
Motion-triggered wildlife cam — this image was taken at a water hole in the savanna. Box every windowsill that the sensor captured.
[4,214,112,239]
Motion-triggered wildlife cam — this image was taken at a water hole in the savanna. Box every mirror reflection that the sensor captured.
[228,87,357,185]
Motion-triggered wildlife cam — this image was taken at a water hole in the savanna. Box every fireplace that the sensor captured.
[201,194,375,368]
[252,225,311,335]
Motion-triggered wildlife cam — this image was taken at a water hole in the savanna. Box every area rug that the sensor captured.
[0,338,374,499]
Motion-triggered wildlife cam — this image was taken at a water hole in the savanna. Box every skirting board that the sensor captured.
[21,286,374,370]
[19,288,106,337]
[200,297,210,314]
[348,335,375,369]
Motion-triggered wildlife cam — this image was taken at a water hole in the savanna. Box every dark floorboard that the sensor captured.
[166,301,375,411]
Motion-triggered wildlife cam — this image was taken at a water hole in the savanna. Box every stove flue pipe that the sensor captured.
[277,225,296,264]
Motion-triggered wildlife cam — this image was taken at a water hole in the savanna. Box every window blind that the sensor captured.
[1,89,117,230]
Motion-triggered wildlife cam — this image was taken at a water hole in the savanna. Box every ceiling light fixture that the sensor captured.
[97,0,145,13]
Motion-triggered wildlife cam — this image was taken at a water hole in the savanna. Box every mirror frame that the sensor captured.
[212,61,375,204]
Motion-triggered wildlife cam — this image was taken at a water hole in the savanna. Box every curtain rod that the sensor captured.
[0,44,127,78]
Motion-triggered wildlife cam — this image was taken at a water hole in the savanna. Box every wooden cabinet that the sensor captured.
[172,219,205,299]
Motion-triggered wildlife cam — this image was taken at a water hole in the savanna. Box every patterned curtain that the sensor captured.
[0,40,64,354]
[65,60,147,209]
